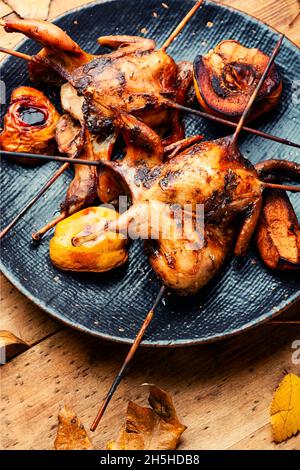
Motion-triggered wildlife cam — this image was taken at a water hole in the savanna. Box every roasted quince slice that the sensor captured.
[193,40,282,122]
[50,207,128,272]
[0,86,60,164]
[256,190,300,271]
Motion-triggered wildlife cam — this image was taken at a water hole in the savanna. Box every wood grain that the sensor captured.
[0,276,60,345]
[218,0,300,45]
[1,325,299,450]
[0,2,12,18]
[1,0,300,451]
[0,0,98,60]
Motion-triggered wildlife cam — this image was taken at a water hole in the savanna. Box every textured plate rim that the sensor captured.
[0,0,299,347]
[1,262,299,347]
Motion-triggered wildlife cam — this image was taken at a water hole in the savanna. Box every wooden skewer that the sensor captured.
[0,1,204,59]
[0,150,103,241]
[231,35,284,147]
[166,102,300,149]
[90,285,167,432]
[289,11,300,27]
[0,150,102,166]
[2,123,299,243]
[1,117,87,240]
[0,46,32,62]
[31,213,67,241]
[0,146,93,240]
[0,162,70,240]
[161,0,204,50]
[263,182,300,192]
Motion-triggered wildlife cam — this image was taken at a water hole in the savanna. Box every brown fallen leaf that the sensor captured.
[54,405,94,450]
[3,0,51,20]
[0,330,29,363]
[107,385,187,450]
[270,373,300,443]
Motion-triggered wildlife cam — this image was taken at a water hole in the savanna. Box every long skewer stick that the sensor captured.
[231,35,284,147]
[0,2,204,63]
[0,161,70,240]
[161,0,204,50]
[0,46,32,62]
[269,321,300,324]
[4,149,300,193]
[0,124,87,240]
[263,182,300,192]
[2,150,299,244]
[90,285,167,432]
[166,102,300,149]
[1,150,101,241]
[0,150,102,166]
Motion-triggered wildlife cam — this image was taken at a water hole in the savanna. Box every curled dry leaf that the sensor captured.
[3,0,51,20]
[107,385,187,450]
[0,330,29,362]
[54,405,93,450]
[270,373,300,443]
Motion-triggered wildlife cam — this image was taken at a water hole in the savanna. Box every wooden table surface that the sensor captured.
[1,0,299,451]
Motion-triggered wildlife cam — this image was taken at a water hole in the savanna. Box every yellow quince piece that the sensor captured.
[50,207,128,272]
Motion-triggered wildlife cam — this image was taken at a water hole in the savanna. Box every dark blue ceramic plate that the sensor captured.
[1,0,299,346]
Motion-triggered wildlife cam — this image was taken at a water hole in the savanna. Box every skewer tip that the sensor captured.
[263,182,300,192]
[32,232,42,242]
[161,0,204,50]
[0,46,33,62]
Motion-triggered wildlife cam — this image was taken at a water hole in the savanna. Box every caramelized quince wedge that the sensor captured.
[50,207,128,272]
[0,86,60,164]
[193,40,282,122]
[256,190,300,271]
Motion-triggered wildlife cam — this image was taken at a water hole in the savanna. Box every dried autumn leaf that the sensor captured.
[107,385,186,450]
[3,0,51,20]
[270,373,300,443]
[54,406,93,450]
[0,330,29,362]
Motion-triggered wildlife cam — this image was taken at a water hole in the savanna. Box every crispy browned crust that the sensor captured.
[256,190,300,271]
[193,40,282,122]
